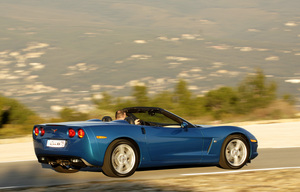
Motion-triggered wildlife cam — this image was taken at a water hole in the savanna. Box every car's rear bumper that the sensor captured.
[33,138,103,167]
[36,154,94,167]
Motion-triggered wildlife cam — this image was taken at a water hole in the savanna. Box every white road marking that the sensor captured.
[0,186,21,190]
[268,146,300,149]
[181,166,300,176]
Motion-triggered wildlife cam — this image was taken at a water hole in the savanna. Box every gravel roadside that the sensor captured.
[2,169,300,191]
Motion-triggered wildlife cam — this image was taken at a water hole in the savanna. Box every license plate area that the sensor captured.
[46,140,66,148]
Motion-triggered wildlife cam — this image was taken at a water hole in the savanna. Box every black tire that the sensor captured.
[102,139,139,177]
[219,134,249,169]
[52,165,80,173]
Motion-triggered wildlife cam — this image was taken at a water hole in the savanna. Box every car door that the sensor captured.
[143,125,204,162]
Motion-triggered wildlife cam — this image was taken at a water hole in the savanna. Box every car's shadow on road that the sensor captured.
[42,163,217,174]
[137,163,216,172]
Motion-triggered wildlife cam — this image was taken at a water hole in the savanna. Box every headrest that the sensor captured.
[102,116,112,122]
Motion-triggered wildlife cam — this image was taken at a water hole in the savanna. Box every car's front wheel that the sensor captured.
[102,139,139,177]
[219,134,249,169]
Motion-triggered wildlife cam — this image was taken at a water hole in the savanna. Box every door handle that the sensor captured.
[141,127,146,134]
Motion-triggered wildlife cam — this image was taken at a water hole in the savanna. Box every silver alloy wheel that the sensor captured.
[225,139,247,166]
[111,144,136,174]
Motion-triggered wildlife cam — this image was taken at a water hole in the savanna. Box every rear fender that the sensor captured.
[91,125,148,167]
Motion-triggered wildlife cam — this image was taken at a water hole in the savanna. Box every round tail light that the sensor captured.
[34,127,39,136]
[40,127,45,136]
[78,129,85,138]
[68,128,76,138]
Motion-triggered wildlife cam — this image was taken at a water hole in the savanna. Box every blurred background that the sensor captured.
[0,0,299,138]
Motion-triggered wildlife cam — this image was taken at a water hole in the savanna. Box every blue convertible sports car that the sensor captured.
[33,107,258,177]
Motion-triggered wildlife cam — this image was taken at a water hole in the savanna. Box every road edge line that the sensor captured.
[181,166,300,176]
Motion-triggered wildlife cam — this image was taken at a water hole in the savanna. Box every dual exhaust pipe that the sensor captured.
[39,156,84,167]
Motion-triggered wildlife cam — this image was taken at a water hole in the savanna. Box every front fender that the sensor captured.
[200,126,258,162]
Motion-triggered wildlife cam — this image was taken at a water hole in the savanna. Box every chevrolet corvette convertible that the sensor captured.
[32,107,258,177]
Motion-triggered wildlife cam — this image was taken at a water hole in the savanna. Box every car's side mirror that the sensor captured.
[181,122,188,131]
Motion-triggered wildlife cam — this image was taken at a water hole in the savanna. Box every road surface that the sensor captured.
[1,148,300,189]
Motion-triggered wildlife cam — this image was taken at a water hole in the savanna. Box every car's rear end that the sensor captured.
[33,122,101,171]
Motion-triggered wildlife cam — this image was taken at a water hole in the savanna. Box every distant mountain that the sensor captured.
[0,0,299,116]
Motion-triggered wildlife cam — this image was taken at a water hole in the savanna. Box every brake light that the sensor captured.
[40,127,45,136]
[34,127,39,136]
[68,128,76,138]
[78,129,85,138]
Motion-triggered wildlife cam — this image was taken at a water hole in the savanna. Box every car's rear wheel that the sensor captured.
[102,139,139,177]
[52,165,80,173]
[219,134,249,169]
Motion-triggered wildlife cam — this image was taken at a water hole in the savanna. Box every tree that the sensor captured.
[205,87,238,119]
[282,94,296,105]
[93,92,113,110]
[173,79,192,105]
[0,95,35,125]
[173,79,197,116]
[237,69,277,113]
[132,85,149,106]
[151,91,174,110]
[59,107,88,121]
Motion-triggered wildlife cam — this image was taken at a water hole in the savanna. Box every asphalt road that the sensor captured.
[1,148,300,189]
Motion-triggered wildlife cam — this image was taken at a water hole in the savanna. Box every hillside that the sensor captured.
[0,0,299,116]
